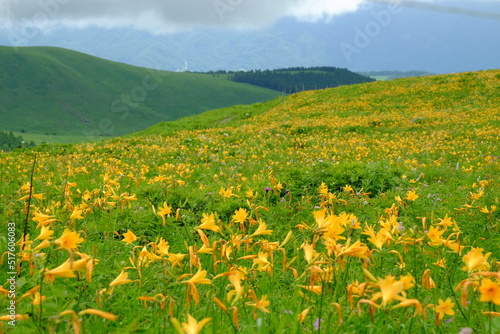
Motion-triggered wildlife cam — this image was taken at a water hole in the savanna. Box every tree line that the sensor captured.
[0,131,36,152]
[228,67,376,94]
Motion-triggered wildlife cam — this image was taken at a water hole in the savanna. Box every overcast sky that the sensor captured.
[0,0,497,35]
[0,0,366,34]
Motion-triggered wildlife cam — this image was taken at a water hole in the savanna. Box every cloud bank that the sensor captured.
[0,0,366,34]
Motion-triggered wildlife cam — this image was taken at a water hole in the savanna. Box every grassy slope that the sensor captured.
[128,96,287,138]
[135,69,500,139]
[0,46,280,137]
[6,131,90,145]
[2,70,500,333]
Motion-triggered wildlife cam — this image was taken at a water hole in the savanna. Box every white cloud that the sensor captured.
[2,0,494,36]
[0,0,365,34]
[286,0,365,21]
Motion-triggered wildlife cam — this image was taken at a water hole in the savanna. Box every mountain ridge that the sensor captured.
[2,1,499,73]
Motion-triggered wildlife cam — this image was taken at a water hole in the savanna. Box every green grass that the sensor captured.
[1,70,499,334]
[0,46,280,137]
[2,130,92,145]
[128,96,287,137]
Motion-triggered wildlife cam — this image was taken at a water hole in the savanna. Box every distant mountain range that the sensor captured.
[1,1,499,73]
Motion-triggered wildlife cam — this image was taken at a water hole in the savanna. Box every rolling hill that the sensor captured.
[2,70,500,333]
[0,46,280,138]
[132,69,500,141]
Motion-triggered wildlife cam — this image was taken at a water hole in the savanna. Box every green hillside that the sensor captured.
[128,96,287,138]
[0,46,280,138]
[135,69,500,139]
[1,70,500,333]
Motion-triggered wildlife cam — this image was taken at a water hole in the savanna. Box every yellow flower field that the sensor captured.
[1,70,499,333]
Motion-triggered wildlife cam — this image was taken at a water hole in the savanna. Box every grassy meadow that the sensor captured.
[1,70,499,333]
[0,131,91,146]
[0,46,280,137]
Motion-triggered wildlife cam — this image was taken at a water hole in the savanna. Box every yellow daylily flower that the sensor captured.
[54,229,84,250]
[44,259,77,282]
[479,278,500,305]
[435,298,455,320]
[298,306,312,323]
[79,308,118,321]
[245,294,270,313]
[462,247,491,272]
[196,213,220,232]
[373,276,405,307]
[178,314,211,334]
[249,220,273,237]
[32,211,57,227]
[232,208,248,225]
[35,225,54,241]
[157,202,173,225]
[69,208,85,220]
[109,270,133,287]
[180,269,212,304]
[405,190,419,201]
[122,230,138,244]
[298,285,323,295]
[155,238,170,256]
